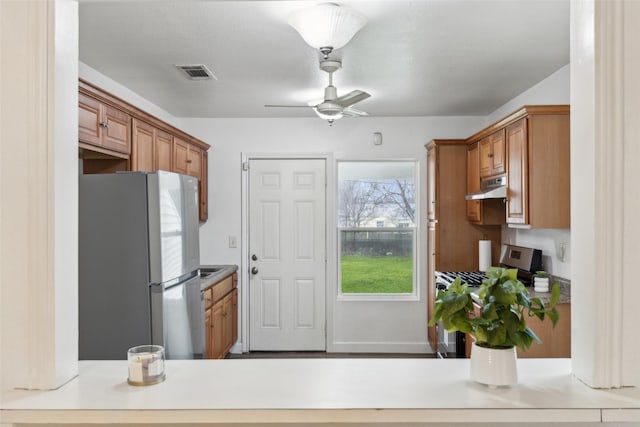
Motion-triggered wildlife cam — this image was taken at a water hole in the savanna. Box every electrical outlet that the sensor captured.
[228,235,237,248]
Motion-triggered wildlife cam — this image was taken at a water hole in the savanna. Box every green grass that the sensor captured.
[341,254,413,293]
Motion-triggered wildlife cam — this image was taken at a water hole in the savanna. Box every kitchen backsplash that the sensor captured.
[501,226,571,279]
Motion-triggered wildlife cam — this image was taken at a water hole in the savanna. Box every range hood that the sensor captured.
[466,175,507,200]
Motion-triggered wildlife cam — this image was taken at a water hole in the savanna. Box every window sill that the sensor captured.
[2,359,639,424]
[337,293,419,302]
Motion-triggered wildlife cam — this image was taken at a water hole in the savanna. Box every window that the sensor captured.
[338,161,417,295]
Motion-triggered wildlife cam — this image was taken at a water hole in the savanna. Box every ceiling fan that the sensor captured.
[265,59,371,125]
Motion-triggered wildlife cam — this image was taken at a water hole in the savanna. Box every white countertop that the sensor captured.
[2,359,639,424]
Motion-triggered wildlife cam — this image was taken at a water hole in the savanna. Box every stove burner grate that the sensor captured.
[436,271,487,288]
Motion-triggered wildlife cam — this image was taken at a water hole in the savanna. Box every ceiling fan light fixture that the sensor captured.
[288,3,367,55]
[313,107,344,123]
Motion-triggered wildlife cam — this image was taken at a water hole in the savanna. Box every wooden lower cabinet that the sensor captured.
[204,273,238,359]
[465,302,571,358]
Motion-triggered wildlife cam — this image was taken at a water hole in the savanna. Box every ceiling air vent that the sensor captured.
[175,64,217,81]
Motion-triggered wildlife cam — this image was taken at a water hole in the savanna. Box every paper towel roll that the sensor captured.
[479,240,492,272]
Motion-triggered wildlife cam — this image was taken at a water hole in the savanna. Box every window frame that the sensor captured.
[336,160,419,301]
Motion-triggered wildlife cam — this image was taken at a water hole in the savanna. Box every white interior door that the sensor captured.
[248,159,326,351]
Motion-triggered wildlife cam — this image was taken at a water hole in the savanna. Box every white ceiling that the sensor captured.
[79,1,569,119]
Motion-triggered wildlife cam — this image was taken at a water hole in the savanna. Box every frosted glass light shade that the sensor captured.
[288,3,367,51]
[313,108,344,121]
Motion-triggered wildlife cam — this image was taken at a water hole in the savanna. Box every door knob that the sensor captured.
[251,267,259,275]
[251,254,258,261]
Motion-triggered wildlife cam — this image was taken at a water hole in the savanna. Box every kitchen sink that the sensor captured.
[199,267,222,278]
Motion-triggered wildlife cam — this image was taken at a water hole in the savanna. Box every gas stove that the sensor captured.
[432,244,543,358]
[435,244,542,290]
[435,271,486,290]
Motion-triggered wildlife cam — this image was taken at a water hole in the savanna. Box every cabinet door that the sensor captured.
[78,93,101,146]
[187,145,202,179]
[426,145,437,221]
[427,225,437,353]
[222,292,234,353]
[102,104,131,154]
[131,119,155,172]
[231,288,238,346]
[489,129,505,175]
[479,130,505,178]
[506,118,528,224]
[517,303,571,358]
[200,151,208,221]
[466,142,482,223]
[479,136,492,179]
[155,129,173,171]
[173,137,189,175]
[205,307,213,359]
[211,299,225,359]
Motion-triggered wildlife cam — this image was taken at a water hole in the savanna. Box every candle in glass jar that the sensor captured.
[127,345,165,385]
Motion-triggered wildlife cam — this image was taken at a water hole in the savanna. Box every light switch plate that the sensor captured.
[228,235,237,248]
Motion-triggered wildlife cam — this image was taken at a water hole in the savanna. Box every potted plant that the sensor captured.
[428,266,560,387]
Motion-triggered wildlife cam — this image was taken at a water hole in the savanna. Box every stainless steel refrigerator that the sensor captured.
[79,171,204,360]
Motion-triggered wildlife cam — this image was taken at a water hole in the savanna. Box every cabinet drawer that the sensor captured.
[204,287,213,309]
[211,275,234,305]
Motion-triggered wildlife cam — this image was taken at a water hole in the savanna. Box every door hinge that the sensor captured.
[242,161,249,171]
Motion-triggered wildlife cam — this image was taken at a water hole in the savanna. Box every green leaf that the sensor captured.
[524,326,542,344]
[547,307,560,327]
[550,283,561,306]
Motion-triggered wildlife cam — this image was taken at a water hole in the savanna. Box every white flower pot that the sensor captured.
[534,276,550,292]
[470,342,518,387]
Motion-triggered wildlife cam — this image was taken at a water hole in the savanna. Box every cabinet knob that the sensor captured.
[99,122,109,129]
[487,153,493,158]
[187,159,193,164]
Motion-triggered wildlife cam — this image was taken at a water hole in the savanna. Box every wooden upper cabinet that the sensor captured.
[131,119,155,172]
[466,141,505,225]
[79,80,211,221]
[173,137,189,175]
[132,120,175,173]
[155,129,173,172]
[174,138,202,179]
[187,145,203,179]
[79,92,130,156]
[465,105,569,229]
[466,142,482,223]
[78,93,101,146]
[479,129,505,179]
[174,137,207,221]
[506,119,528,224]
[506,111,570,228]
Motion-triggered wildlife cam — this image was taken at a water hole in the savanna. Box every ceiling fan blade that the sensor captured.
[264,104,313,108]
[342,107,368,118]
[333,90,371,108]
